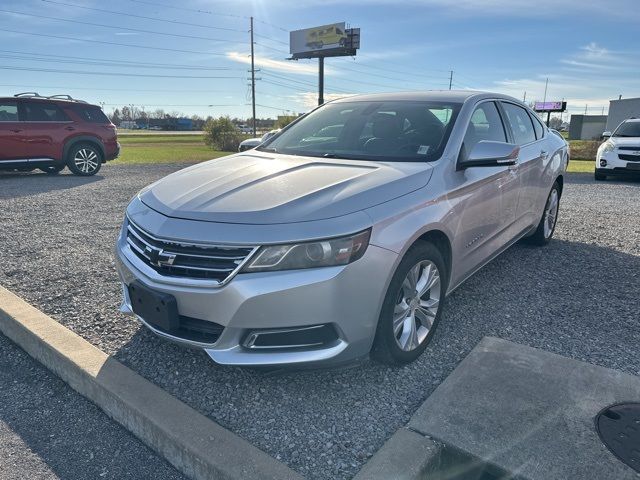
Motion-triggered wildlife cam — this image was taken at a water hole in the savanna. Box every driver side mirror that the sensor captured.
[459,140,520,169]
[602,131,612,139]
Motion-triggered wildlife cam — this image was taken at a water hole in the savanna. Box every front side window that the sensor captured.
[613,121,640,137]
[259,100,461,162]
[501,102,536,145]
[23,102,69,122]
[462,102,507,158]
[0,102,18,121]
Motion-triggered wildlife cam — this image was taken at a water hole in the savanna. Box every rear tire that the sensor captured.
[594,171,607,181]
[67,143,102,176]
[371,241,447,365]
[526,181,560,246]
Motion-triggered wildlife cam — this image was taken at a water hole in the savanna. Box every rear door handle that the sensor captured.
[540,150,549,160]
[11,129,22,133]
[65,126,76,131]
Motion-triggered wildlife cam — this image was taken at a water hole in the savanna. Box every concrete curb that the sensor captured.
[353,428,444,480]
[0,286,303,480]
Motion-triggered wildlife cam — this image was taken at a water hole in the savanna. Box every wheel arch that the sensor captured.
[415,229,453,287]
[555,174,564,197]
[63,136,105,163]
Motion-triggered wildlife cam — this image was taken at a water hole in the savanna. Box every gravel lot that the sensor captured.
[0,334,184,480]
[1,164,639,479]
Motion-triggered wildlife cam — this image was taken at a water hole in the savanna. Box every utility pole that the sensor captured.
[448,70,453,90]
[542,77,548,104]
[250,16,256,137]
[523,91,527,102]
[318,57,325,106]
[585,104,588,115]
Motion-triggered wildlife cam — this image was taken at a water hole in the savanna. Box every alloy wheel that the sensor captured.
[543,188,559,239]
[74,148,100,174]
[393,260,441,352]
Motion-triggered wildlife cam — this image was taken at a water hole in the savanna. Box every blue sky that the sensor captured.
[1,0,638,120]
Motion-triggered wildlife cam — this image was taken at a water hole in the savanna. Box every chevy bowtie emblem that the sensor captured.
[144,245,177,267]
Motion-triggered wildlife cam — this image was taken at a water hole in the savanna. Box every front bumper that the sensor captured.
[115,228,397,367]
[596,151,640,174]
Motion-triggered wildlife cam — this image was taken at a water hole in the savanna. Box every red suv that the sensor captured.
[0,93,119,176]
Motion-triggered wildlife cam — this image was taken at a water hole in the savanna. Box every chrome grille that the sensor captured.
[125,219,256,284]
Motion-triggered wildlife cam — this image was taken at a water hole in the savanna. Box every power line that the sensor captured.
[39,0,245,33]
[262,71,355,94]
[0,83,231,93]
[125,0,289,32]
[0,29,230,56]
[0,65,242,79]
[0,8,244,44]
[0,51,242,71]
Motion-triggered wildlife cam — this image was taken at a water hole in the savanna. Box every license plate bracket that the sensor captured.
[128,281,179,333]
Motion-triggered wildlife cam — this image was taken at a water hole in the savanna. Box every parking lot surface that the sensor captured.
[0,334,184,480]
[1,164,639,479]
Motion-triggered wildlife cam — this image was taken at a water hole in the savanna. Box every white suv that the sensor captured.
[596,118,640,180]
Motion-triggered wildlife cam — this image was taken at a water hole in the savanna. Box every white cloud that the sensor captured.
[226,51,324,75]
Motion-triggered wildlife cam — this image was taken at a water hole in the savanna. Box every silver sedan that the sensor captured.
[115,91,567,367]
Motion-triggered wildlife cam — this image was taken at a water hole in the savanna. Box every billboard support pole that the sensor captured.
[318,56,325,106]
[250,16,257,137]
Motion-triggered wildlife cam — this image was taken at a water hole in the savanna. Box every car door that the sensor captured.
[449,100,515,281]
[499,101,545,233]
[19,101,73,161]
[0,100,26,161]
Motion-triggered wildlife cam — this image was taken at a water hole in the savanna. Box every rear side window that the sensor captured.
[0,101,19,121]
[23,102,70,122]
[71,105,111,124]
[501,102,536,145]
[529,111,545,139]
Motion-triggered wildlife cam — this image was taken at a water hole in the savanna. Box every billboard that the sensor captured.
[534,101,567,112]
[290,23,359,59]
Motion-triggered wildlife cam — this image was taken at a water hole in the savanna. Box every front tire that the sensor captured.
[526,181,560,246]
[67,143,102,176]
[372,242,447,365]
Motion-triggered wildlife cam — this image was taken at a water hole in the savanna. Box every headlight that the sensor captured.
[242,229,371,273]
[599,141,615,154]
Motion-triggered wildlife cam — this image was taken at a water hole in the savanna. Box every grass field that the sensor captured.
[112,133,596,174]
[112,134,231,165]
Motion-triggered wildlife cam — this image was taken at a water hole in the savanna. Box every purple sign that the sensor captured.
[534,101,566,112]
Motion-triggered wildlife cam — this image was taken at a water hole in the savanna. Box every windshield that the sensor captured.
[613,121,640,137]
[258,100,461,162]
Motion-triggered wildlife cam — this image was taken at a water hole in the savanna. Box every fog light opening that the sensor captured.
[243,324,339,350]
[600,159,607,167]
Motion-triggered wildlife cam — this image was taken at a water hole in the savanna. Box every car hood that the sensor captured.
[610,137,640,147]
[139,152,433,224]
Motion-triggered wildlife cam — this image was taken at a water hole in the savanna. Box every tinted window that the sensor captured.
[529,112,544,139]
[260,101,461,162]
[23,102,69,122]
[72,105,111,124]
[463,102,507,154]
[502,103,536,145]
[0,102,18,121]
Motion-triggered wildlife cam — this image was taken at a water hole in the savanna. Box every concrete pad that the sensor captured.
[409,337,640,480]
[0,286,302,480]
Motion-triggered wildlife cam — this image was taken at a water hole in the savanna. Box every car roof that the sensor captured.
[0,96,96,107]
[330,90,522,105]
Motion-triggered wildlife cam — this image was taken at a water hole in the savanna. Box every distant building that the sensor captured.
[606,97,640,132]
[569,115,608,140]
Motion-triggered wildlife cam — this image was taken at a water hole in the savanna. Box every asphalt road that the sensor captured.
[1,164,638,479]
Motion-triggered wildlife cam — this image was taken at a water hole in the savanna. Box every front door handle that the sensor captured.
[65,126,76,131]
[11,129,22,133]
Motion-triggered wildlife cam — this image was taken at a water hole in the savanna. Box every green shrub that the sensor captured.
[203,116,242,151]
